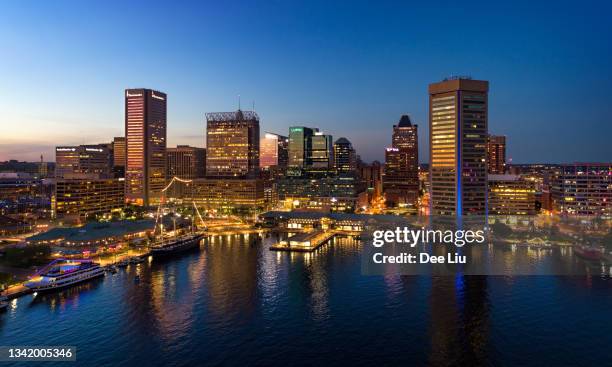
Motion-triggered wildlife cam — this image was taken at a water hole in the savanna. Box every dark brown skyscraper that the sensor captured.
[383,115,419,207]
[487,135,506,174]
[429,77,488,215]
[125,88,167,206]
[205,110,260,178]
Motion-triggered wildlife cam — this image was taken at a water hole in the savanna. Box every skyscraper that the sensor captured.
[487,135,506,174]
[260,132,289,169]
[429,77,488,215]
[205,110,260,178]
[309,131,334,172]
[383,115,419,207]
[288,126,316,169]
[333,137,356,173]
[124,88,167,206]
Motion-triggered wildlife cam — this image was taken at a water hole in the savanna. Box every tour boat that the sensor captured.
[24,259,105,292]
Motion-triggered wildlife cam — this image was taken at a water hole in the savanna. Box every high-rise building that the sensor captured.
[487,135,506,174]
[334,137,356,173]
[55,144,113,179]
[384,115,419,206]
[205,110,259,178]
[288,126,317,169]
[488,174,536,215]
[167,145,206,180]
[429,77,488,215]
[260,132,288,169]
[113,137,126,168]
[551,163,611,216]
[124,88,167,206]
[309,131,334,172]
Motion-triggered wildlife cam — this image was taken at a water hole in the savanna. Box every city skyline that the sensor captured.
[1,1,611,164]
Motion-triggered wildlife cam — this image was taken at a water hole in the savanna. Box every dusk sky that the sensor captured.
[1,0,611,163]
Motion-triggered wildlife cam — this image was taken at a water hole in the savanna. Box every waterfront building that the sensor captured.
[334,137,357,173]
[429,77,489,215]
[488,174,536,215]
[166,145,206,199]
[124,88,167,206]
[277,174,358,212]
[260,132,289,169]
[487,135,506,174]
[54,175,125,222]
[191,178,264,212]
[205,110,259,178]
[383,115,419,207]
[551,163,611,216]
[55,144,113,179]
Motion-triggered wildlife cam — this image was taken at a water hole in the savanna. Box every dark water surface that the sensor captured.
[1,235,611,366]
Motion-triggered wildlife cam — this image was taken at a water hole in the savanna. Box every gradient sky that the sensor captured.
[1,0,611,164]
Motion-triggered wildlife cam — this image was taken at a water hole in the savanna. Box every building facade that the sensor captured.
[54,176,125,221]
[384,115,419,207]
[551,163,611,216]
[124,88,167,206]
[112,137,126,168]
[55,144,113,179]
[487,135,506,174]
[260,132,289,169]
[334,137,357,173]
[429,78,489,215]
[488,174,536,215]
[205,110,259,178]
[191,178,264,212]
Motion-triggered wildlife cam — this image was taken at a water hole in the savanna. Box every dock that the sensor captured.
[270,230,337,252]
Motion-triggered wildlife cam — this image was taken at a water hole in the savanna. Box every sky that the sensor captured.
[1,0,611,164]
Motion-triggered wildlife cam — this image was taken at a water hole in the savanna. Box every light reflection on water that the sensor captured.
[0,234,610,366]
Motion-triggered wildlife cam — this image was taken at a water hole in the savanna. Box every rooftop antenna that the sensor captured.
[252,100,255,112]
[238,94,241,110]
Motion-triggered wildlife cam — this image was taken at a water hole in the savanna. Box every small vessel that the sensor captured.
[24,259,105,293]
[116,259,129,268]
[574,246,603,261]
[129,256,145,264]
[150,233,204,256]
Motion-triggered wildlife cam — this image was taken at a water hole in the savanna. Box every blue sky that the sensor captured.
[1,0,611,163]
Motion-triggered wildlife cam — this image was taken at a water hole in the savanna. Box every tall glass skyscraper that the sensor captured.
[124,88,167,206]
[429,78,488,215]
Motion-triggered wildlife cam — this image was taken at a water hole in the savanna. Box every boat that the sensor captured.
[116,259,129,268]
[24,259,105,293]
[0,295,8,311]
[574,246,603,261]
[129,256,145,264]
[150,233,204,256]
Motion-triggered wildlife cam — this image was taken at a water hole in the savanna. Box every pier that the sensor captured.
[270,229,338,252]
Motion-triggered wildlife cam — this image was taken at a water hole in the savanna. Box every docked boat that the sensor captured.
[574,246,603,261]
[150,233,204,256]
[129,256,145,264]
[24,259,105,292]
[0,295,8,311]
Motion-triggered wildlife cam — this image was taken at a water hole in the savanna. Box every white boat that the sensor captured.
[24,259,105,293]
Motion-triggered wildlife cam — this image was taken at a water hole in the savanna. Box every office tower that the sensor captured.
[334,137,357,173]
[124,88,167,206]
[429,77,489,215]
[55,144,113,178]
[54,176,125,222]
[191,178,264,211]
[167,145,206,179]
[551,163,611,216]
[309,131,334,172]
[383,115,419,207]
[488,174,536,215]
[288,126,317,168]
[113,137,126,168]
[487,135,506,174]
[260,132,289,169]
[205,110,259,178]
